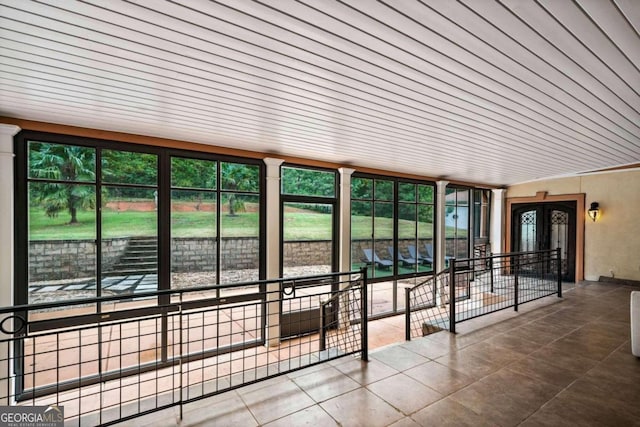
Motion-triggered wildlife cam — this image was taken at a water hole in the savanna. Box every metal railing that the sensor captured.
[406,248,562,339]
[0,270,367,426]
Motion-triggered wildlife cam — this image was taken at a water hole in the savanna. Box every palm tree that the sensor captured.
[30,143,96,224]
[221,163,258,216]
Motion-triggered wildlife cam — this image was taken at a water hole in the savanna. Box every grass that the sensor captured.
[28,207,451,241]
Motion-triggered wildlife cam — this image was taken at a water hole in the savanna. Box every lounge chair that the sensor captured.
[408,245,433,266]
[362,248,393,270]
[388,247,419,267]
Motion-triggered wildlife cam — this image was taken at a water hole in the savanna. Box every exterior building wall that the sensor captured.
[507,169,640,281]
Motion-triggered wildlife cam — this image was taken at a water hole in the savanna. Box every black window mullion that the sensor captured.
[96,149,102,303]
[158,152,170,295]
[216,160,221,289]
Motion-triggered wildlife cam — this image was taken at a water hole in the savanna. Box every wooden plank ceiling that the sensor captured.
[1,0,639,186]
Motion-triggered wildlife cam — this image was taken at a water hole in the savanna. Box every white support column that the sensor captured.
[0,124,20,406]
[263,157,284,347]
[435,180,449,274]
[0,125,19,309]
[338,168,355,275]
[490,189,506,255]
[337,168,355,330]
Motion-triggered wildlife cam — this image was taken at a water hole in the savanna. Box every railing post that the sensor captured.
[319,302,326,351]
[449,258,456,334]
[489,253,494,293]
[514,255,519,312]
[360,267,368,361]
[556,247,562,298]
[405,288,411,341]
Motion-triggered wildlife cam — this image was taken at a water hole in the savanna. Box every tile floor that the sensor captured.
[116,281,640,426]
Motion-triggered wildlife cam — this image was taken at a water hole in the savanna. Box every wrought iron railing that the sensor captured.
[0,270,367,426]
[406,248,562,339]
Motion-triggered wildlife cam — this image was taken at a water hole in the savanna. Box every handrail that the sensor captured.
[0,270,368,426]
[405,249,562,341]
[2,270,361,315]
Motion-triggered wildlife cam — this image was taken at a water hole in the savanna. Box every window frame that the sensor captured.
[14,131,266,327]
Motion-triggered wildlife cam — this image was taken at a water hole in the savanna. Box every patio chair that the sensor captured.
[408,244,433,266]
[362,248,393,270]
[388,246,419,267]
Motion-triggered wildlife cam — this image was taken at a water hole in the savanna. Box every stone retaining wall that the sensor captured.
[29,237,471,281]
[29,238,128,281]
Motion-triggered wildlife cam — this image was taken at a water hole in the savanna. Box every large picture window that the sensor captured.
[351,175,435,317]
[280,166,337,278]
[17,134,264,323]
[445,187,470,260]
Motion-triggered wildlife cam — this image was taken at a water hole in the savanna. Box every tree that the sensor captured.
[282,167,335,198]
[29,143,96,224]
[221,163,259,216]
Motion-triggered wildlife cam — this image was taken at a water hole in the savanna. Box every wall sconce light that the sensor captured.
[587,202,600,222]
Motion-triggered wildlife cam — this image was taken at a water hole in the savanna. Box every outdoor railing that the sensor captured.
[0,270,367,426]
[406,248,562,339]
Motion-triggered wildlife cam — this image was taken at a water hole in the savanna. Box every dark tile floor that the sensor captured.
[120,281,640,426]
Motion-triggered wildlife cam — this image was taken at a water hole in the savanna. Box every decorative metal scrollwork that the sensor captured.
[551,210,569,225]
[0,314,27,335]
[282,281,295,296]
[521,210,536,225]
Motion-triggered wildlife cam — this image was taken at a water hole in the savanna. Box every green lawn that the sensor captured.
[28,208,451,240]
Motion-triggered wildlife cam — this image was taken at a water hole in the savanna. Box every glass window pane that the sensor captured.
[28,182,97,315]
[351,201,372,270]
[398,182,416,202]
[418,205,434,273]
[101,150,157,185]
[282,202,333,278]
[445,188,456,205]
[473,190,480,239]
[398,203,417,274]
[373,202,393,278]
[456,206,470,258]
[101,187,158,304]
[374,180,393,201]
[351,177,372,199]
[220,193,260,285]
[457,189,469,206]
[28,141,95,182]
[171,157,217,189]
[281,166,336,197]
[398,203,416,238]
[221,162,260,193]
[171,190,217,290]
[418,185,433,203]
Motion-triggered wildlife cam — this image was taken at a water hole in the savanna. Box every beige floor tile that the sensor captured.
[434,348,503,380]
[399,336,452,360]
[449,369,563,426]
[240,379,314,425]
[320,388,403,427]
[370,345,429,371]
[404,361,474,396]
[410,397,493,427]
[367,373,442,415]
[292,365,361,402]
[506,356,580,388]
[333,358,398,385]
[263,404,338,427]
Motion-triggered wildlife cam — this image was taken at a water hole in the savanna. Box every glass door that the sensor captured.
[512,202,576,281]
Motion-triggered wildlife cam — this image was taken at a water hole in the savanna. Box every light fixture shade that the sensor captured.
[588,202,600,222]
